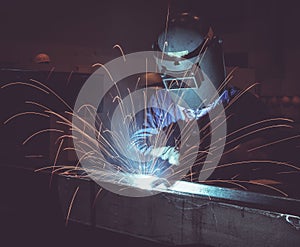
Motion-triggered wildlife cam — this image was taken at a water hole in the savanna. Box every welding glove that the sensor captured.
[150,146,180,166]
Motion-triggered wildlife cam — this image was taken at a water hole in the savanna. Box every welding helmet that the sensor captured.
[153,12,226,110]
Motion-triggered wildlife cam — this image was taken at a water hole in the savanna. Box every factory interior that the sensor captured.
[1,0,300,246]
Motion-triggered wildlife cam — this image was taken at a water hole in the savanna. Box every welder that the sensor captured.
[129,12,269,182]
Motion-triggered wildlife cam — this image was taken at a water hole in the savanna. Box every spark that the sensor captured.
[75,151,95,168]
[34,165,86,176]
[4,111,49,124]
[216,67,239,97]
[201,160,300,173]
[195,38,210,65]
[240,179,288,197]
[22,128,64,145]
[225,83,260,111]
[45,110,76,134]
[277,170,300,174]
[248,179,281,185]
[164,2,170,45]
[65,186,80,226]
[134,76,141,91]
[25,154,44,158]
[55,134,75,145]
[92,63,114,82]
[113,44,126,62]
[92,188,103,208]
[25,100,51,111]
[202,179,248,190]
[160,2,171,62]
[1,81,50,94]
[53,139,64,171]
[248,134,300,152]
[77,103,97,113]
[49,139,64,187]
[203,179,287,197]
[46,67,55,81]
[66,70,74,85]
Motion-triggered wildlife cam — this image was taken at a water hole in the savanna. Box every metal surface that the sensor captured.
[2,165,299,246]
[158,180,300,217]
[56,174,300,246]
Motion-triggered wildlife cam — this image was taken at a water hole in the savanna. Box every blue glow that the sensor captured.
[129,174,161,190]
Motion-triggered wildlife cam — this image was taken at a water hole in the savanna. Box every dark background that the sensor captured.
[0,0,298,48]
